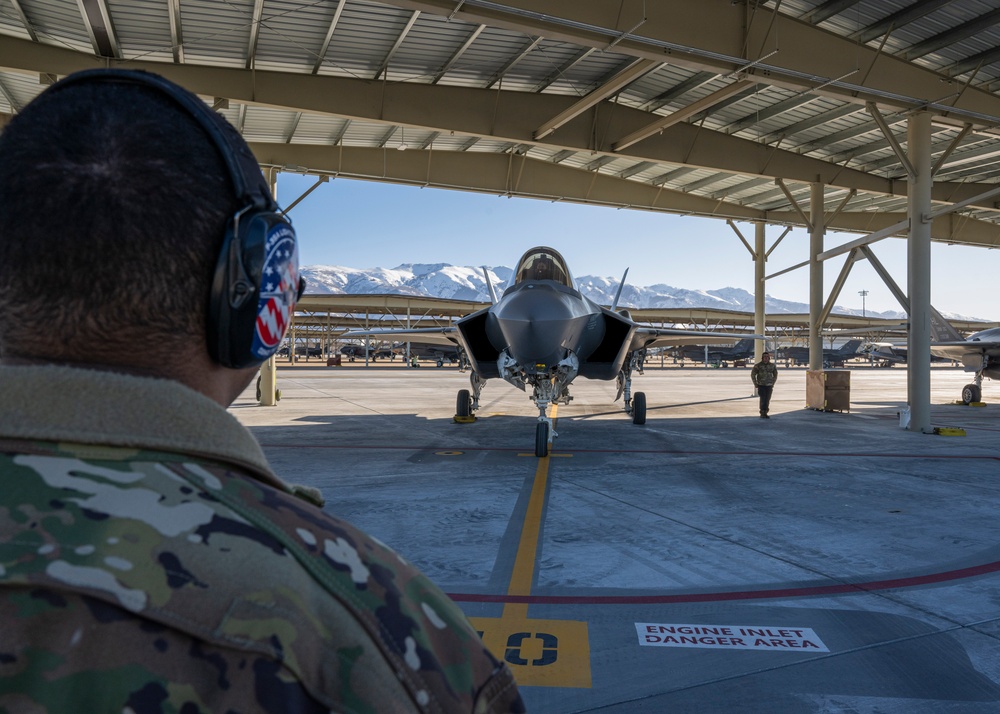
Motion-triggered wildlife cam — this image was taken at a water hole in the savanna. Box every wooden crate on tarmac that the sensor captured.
[806,370,851,412]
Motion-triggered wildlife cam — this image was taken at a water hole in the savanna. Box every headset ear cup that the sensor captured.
[207,210,298,368]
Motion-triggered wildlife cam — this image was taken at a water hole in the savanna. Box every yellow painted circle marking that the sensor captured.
[435,450,464,456]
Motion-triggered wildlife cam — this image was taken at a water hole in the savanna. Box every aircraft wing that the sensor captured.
[340,326,460,347]
[929,340,1000,366]
[630,327,762,351]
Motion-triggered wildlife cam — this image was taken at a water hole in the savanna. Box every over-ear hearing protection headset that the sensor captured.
[43,68,306,369]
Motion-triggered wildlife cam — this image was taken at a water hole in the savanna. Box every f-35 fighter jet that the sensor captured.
[346,246,758,456]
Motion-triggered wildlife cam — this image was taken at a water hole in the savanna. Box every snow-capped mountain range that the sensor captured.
[300,262,969,320]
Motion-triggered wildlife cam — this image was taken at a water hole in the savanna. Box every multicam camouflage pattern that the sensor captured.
[0,437,524,713]
[751,360,778,387]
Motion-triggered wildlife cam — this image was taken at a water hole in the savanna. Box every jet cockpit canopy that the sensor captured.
[509,247,575,290]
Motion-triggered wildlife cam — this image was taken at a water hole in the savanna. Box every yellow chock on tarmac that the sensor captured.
[934,427,966,436]
[952,401,987,407]
[453,415,477,423]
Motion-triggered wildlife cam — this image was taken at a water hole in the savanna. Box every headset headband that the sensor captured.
[44,69,275,213]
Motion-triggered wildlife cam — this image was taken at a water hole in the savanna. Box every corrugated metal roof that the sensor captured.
[5,0,1000,243]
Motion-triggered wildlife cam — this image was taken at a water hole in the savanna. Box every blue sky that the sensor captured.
[278,173,997,320]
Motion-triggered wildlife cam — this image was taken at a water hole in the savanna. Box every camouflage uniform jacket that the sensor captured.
[0,365,524,714]
[750,360,779,387]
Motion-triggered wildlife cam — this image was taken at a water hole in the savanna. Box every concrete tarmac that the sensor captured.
[231,362,1000,713]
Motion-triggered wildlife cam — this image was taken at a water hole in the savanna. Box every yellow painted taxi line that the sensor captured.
[470,406,592,688]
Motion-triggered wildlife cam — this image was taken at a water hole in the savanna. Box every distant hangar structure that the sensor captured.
[286,293,997,359]
[5,0,1000,429]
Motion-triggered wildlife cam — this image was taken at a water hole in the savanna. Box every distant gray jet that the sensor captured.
[929,307,1000,404]
[345,246,758,456]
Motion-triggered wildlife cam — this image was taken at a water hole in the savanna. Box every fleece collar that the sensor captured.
[0,364,286,490]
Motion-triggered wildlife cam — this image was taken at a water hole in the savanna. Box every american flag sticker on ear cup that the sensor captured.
[252,223,299,359]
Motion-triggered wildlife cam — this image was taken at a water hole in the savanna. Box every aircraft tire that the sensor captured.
[535,421,549,457]
[456,389,472,417]
[255,376,262,402]
[962,383,982,404]
[437,360,444,367]
[632,392,647,425]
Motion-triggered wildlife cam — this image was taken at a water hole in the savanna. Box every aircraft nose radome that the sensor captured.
[493,287,582,363]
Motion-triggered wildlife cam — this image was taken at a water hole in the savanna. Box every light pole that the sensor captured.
[858,289,869,317]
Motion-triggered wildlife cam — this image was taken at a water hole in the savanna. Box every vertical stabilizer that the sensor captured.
[483,267,499,305]
[610,268,629,312]
[929,306,964,343]
[838,339,863,355]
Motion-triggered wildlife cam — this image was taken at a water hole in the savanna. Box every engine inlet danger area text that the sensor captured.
[635,623,829,652]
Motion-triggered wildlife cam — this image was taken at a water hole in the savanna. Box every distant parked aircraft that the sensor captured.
[672,338,756,366]
[778,339,865,367]
[406,341,467,369]
[345,246,759,455]
[339,343,396,361]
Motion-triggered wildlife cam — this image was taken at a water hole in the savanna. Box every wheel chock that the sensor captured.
[951,401,987,407]
[934,426,966,436]
[453,415,477,423]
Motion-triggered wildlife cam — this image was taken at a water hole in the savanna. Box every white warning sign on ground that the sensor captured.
[635,623,829,652]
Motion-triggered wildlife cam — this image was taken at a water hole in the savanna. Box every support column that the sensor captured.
[754,222,766,361]
[809,182,825,372]
[907,111,933,433]
[259,168,280,406]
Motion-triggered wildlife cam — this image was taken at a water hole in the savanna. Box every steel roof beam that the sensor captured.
[485,35,543,89]
[613,80,753,152]
[801,0,861,25]
[534,58,659,140]
[710,176,771,199]
[533,47,595,92]
[724,94,817,135]
[640,72,718,113]
[618,161,656,179]
[6,36,1000,209]
[688,83,763,126]
[947,45,1000,79]
[760,104,863,145]
[167,0,184,63]
[376,0,1000,124]
[900,8,1000,61]
[10,0,38,42]
[432,24,485,83]
[678,173,729,193]
[651,167,696,186]
[246,0,265,70]
[313,0,348,74]
[374,10,421,80]
[848,0,955,45]
[251,142,762,220]
[76,0,120,59]
[0,79,20,113]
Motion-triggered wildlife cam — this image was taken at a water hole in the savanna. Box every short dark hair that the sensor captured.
[0,75,238,363]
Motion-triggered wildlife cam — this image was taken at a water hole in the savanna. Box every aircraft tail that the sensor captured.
[837,339,863,355]
[929,306,964,343]
[610,268,629,312]
[483,267,499,305]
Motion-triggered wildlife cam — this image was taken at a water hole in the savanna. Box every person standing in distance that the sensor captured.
[751,351,779,418]
[0,69,524,713]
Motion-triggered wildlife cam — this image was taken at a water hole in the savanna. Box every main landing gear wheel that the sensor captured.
[632,392,647,425]
[962,383,982,405]
[535,422,549,457]
[456,389,472,417]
